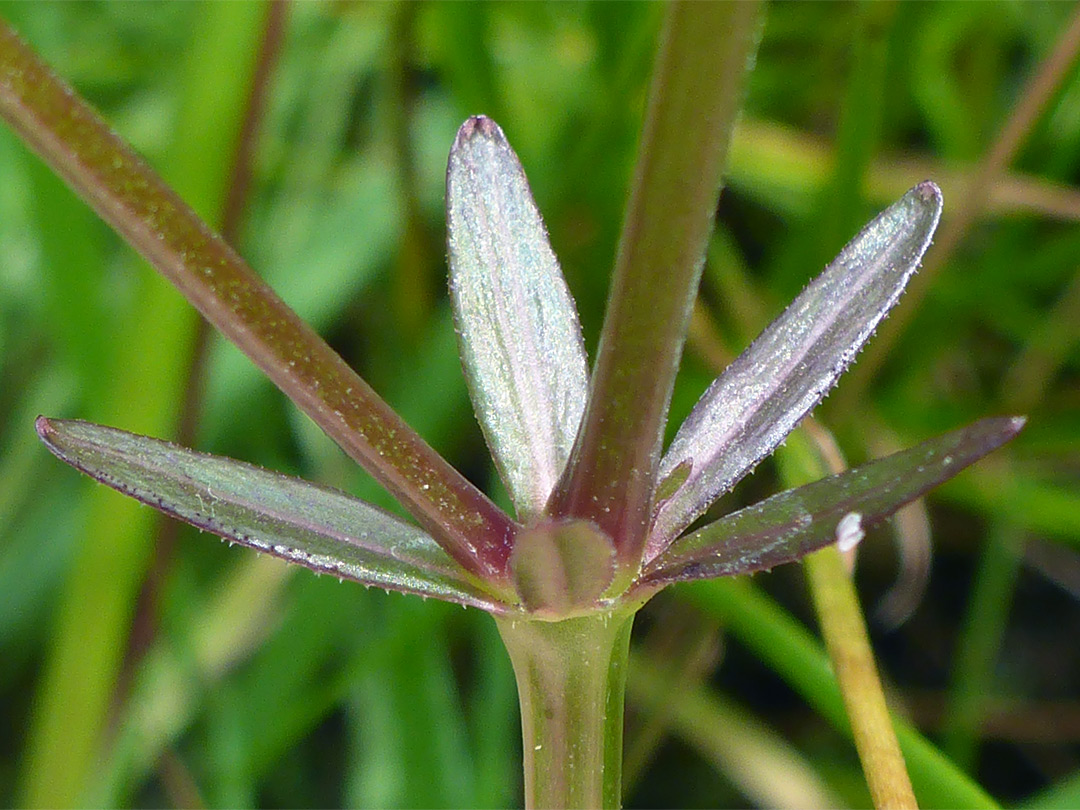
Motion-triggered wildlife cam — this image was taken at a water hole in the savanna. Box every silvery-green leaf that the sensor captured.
[637,416,1024,589]
[649,183,943,558]
[446,116,588,519]
[37,417,513,612]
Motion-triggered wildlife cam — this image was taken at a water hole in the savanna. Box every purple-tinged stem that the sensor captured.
[549,2,761,571]
[0,19,517,580]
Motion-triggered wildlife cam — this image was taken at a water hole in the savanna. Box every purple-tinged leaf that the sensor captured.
[0,23,517,581]
[36,418,516,613]
[447,116,588,519]
[636,416,1024,590]
[648,183,943,559]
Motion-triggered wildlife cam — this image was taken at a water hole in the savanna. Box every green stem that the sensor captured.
[804,547,917,809]
[495,610,636,809]
[942,523,1024,770]
[779,425,917,809]
[552,1,760,568]
[682,578,998,809]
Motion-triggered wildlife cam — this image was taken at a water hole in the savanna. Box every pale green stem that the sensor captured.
[495,610,636,810]
[781,424,917,809]
[804,547,917,809]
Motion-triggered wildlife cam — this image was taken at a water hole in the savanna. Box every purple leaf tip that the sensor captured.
[455,115,504,147]
[914,180,943,206]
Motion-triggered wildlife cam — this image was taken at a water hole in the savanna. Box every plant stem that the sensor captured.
[781,424,918,809]
[0,16,518,582]
[942,523,1024,770]
[805,546,917,809]
[495,610,636,809]
[552,1,760,568]
[684,578,998,809]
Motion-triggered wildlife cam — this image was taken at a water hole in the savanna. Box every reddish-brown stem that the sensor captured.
[550,2,760,571]
[0,19,517,582]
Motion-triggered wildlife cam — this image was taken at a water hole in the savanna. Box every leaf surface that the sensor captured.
[0,25,517,580]
[37,417,514,612]
[639,417,1024,589]
[447,116,588,518]
[649,183,943,557]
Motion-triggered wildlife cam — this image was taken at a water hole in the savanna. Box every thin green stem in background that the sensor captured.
[942,523,1024,771]
[495,611,636,810]
[726,116,1080,223]
[779,425,916,809]
[135,0,289,728]
[16,6,266,806]
[1023,769,1080,810]
[804,546,917,809]
[812,0,894,270]
[681,578,999,809]
[552,0,761,569]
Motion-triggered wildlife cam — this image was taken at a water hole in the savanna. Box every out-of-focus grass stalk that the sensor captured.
[95,556,294,804]
[809,0,894,272]
[17,6,266,805]
[838,5,1080,409]
[1022,769,1080,809]
[387,2,435,341]
[942,523,1024,771]
[778,426,917,810]
[939,464,1080,548]
[728,118,1080,223]
[627,649,846,808]
[1001,268,1080,413]
[681,579,999,809]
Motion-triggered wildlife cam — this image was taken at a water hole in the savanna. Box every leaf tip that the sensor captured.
[982,414,1027,446]
[901,180,943,235]
[454,114,505,149]
[35,414,53,441]
[35,415,66,453]
[912,179,943,207]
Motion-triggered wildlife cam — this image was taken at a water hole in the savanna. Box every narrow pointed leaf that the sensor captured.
[36,418,515,613]
[638,417,1024,590]
[0,23,516,581]
[650,183,943,557]
[447,116,588,518]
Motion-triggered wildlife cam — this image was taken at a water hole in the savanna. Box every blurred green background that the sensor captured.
[1,2,1078,807]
